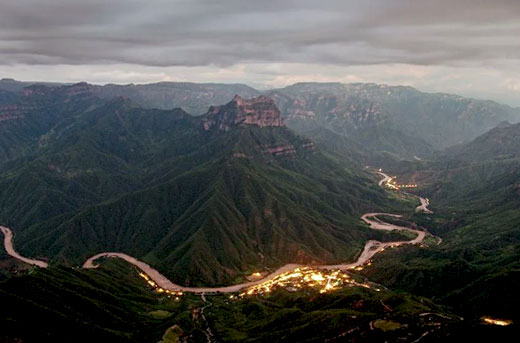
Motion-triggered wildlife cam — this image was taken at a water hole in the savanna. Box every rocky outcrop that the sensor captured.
[61,82,98,97]
[262,144,297,157]
[22,82,98,99]
[268,82,520,151]
[201,95,285,131]
[301,141,316,152]
[21,85,51,97]
[0,104,33,122]
[234,140,315,160]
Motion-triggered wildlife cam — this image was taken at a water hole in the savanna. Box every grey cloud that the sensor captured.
[0,0,519,68]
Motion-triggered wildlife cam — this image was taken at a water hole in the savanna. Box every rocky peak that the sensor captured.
[21,84,52,97]
[201,95,285,131]
[494,120,513,129]
[60,82,98,97]
[21,82,98,99]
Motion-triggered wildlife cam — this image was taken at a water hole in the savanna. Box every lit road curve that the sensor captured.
[377,171,391,186]
[377,171,433,214]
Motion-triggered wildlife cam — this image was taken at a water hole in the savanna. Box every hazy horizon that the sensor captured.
[3,76,520,110]
[1,0,520,106]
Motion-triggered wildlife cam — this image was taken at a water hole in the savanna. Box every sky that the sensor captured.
[1,0,520,106]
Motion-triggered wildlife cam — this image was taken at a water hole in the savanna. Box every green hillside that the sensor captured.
[0,86,394,285]
[1,260,472,343]
[361,124,520,322]
[267,82,520,158]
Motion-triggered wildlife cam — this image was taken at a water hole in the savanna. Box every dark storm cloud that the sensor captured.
[0,0,519,67]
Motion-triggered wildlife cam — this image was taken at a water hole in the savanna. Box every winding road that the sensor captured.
[377,171,433,214]
[377,171,392,186]
[416,196,433,214]
[1,171,434,294]
[0,226,48,268]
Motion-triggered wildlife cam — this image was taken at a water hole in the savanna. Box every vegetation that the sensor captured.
[0,261,198,343]
[362,123,520,323]
[1,81,520,341]
[0,260,465,343]
[0,84,396,286]
[267,82,519,156]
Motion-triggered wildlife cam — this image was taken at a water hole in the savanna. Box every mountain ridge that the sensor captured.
[0,87,395,285]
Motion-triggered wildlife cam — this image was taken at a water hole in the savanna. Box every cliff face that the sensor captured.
[267,83,520,152]
[201,95,285,131]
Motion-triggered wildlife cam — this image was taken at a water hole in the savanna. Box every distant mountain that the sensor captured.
[441,121,520,161]
[0,83,102,163]
[0,79,260,115]
[5,79,519,158]
[0,78,65,93]
[94,82,260,115]
[392,121,520,204]
[0,87,392,286]
[266,82,520,157]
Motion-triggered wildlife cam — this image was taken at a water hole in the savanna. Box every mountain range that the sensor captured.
[0,84,397,286]
[3,78,519,160]
[1,78,519,341]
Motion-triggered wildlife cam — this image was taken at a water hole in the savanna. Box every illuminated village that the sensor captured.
[482,317,512,326]
[385,176,417,190]
[377,169,417,190]
[236,267,380,298]
[138,267,380,300]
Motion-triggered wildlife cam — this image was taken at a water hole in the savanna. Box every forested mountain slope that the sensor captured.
[0,86,391,285]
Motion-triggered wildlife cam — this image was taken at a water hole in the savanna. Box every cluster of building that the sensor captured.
[235,267,380,298]
[136,266,383,301]
[385,176,417,190]
[482,317,512,326]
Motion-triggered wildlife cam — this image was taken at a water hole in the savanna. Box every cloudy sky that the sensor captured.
[1,0,520,105]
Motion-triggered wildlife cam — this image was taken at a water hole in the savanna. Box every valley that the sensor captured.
[2,2,520,341]
[0,80,517,342]
[1,172,433,295]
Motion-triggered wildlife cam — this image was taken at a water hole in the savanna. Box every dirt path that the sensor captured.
[377,171,433,214]
[377,171,392,186]
[416,196,433,214]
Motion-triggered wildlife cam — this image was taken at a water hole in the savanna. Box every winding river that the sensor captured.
[1,171,434,293]
[0,226,48,268]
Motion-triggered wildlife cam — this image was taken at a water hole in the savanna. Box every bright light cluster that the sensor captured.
[138,272,183,299]
[482,317,512,326]
[385,177,417,190]
[238,267,380,297]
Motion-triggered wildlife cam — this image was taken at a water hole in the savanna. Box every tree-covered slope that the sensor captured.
[1,260,480,343]
[441,121,520,162]
[361,124,520,321]
[267,82,520,158]
[0,261,202,343]
[0,88,392,286]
